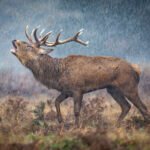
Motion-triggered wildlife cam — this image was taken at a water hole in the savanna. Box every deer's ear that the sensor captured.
[38,48,54,55]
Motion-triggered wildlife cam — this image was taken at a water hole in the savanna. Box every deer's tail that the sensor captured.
[131,64,141,83]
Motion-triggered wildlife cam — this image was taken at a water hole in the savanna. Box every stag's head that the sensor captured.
[11,26,88,65]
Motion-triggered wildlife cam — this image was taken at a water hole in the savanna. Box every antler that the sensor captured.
[25,26,88,48]
[45,29,89,47]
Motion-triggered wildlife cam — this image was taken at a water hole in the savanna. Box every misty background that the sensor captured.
[0,0,150,72]
[0,0,150,98]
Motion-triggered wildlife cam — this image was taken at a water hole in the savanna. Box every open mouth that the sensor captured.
[11,40,17,54]
[12,40,17,49]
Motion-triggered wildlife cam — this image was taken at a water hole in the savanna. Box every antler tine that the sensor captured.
[54,32,61,45]
[72,29,88,46]
[25,25,33,43]
[32,27,40,43]
[39,29,45,37]
[71,28,89,46]
[40,31,52,44]
[44,30,62,47]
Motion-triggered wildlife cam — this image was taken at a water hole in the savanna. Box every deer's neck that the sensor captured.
[25,55,64,88]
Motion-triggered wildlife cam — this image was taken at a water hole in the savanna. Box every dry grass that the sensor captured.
[0,95,150,150]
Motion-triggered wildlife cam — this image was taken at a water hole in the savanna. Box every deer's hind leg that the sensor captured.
[122,87,150,122]
[107,86,131,123]
[73,91,83,128]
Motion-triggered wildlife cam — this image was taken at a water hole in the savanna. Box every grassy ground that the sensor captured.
[0,94,150,150]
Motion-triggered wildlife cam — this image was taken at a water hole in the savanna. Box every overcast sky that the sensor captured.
[0,0,150,72]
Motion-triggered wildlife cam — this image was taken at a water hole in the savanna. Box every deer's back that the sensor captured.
[59,55,132,92]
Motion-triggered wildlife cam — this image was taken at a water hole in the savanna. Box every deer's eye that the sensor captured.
[26,45,33,51]
[22,41,27,44]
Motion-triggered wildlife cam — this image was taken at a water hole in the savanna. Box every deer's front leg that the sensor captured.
[55,93,68,123]
[73,92,83,128]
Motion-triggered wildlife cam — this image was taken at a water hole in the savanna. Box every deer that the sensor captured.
[11,26,150,127]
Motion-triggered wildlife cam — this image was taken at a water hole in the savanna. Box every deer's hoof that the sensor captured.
[58,116,63,124]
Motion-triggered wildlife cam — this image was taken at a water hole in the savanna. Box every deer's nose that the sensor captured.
[12,40,20,43]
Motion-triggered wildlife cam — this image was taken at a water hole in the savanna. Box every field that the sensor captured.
[0,66,150,150]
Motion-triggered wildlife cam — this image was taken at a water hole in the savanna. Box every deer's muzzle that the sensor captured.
[11,40,17,54]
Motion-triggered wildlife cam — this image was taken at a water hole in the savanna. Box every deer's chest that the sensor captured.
[33,67,62,91]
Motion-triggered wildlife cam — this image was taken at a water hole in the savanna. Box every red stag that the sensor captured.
[11,26,150,127]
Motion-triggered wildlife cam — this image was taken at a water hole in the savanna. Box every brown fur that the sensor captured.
[11,40,150,127]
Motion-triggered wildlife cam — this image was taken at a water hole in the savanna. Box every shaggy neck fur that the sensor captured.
[25,54,64,89]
